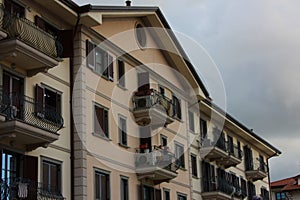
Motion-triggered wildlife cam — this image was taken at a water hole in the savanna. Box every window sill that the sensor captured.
[118,143,130,149]
[87,67,114,82]
[92,132,112,141]
[179,167,187,171]
[117,83,127,91]
[192,175,199,179]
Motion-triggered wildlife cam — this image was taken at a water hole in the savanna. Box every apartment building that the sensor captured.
[0,1,281,200]
[0,0,72,199]
[271,174,300,200]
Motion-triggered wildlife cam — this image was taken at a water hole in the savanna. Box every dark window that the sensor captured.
[175,143,185,168]
[94,105,109,138]
[191,154,197,177]
[35,16,58,37]
[163,189,170,200]
[35,85,62,122]
[161,135,168,147]
[4,0,25,17]
[240,177,247,197]
[172,95,181,120]
[261,187,269,200]
[200,119,207,139]
[259,155,266,172]
[121,177,129,200]
[86,40,114,81]
[118,59,125,87]
[201,161,216,192]
[227,135,234,154]
[119,116,127,146]
[244,146,253,171]
[177,193,187,200]
[237,141,242,159]
[247,181,256,200]
[42,160,61,195]
[95,170,110,200]
[142,185,154,200]
[188,111,194,132]
[159,86,165,96]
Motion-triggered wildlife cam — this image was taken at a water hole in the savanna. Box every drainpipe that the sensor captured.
[186,101,194,200]
[70,13,81,200]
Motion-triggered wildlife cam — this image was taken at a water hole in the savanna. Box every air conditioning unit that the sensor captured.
[136,153,157,166]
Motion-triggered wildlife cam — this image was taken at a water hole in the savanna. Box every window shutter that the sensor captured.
[108,54,114,81]
[155,189,162,200]
[86,40,95,69]
[35,84,44,116]
[118,60,125,86]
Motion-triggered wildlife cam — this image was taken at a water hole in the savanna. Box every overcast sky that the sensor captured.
[74,0,300,181]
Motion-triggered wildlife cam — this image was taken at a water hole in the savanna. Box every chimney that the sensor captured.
[125,0,131,6]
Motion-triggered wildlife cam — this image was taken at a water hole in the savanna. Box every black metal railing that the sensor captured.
[216,135,227,151]
[202,177,242,197]
[227,142,243,160]
[135,146,180,173]
[0,4,62,58]
[132,89,173,117]
[0,178,65,200]
[245,158,268,173]
[0,90,63,133]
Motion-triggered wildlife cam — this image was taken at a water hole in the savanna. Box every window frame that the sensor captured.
[94,168,110,200]
[174,142,185,169]
[177,192,187,200]
[41,157,62,195]
[188,111,195,132]
[117,59,126,88]
[93,102,110,139]
[172,95,181,120]
[120,176,129,200]
[163,188,170,200]
[86,40,114,81]
[191,154,198,177]
[160,134,168,147]
[118,114,128,147]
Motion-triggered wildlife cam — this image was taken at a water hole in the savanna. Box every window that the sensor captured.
[94,104,109,138]
[244,146,253,171]
[247,181,256,200]
[202,161,215,192]
[191,154,197,177]
[86,40,114,81]
[4,0,25,17]
[35,16,59,37]
[200,119,207,139]
[141,185,160,200]
[188,111,194,132]
[177,193,187,200]
[237,141,242,159]
[259,155,266,172]
[42,159,62,195]
[172,95,181,120]
[119,116,127,146]
[227,135,234,154]
[159,86,165,96]
[120,177,129,200]
[118,59,125,87]
[240,177,247,197]
[161,135,168,147]
[135,24,147,48]
[35,84,62,122]
[163,189,170,200]
[276,192,286,200]
[261,187,269,200]
[95,170,110,200]
[175,143,185,168]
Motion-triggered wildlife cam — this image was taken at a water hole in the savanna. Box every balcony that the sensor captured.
[0,178,65,200]
[0,5,62,76]
[135,146,179,185]
[200,135,242,168]
[132,89,174,127]
[0,91,63,151]
[245,159,268,181]
[202,177,245,200]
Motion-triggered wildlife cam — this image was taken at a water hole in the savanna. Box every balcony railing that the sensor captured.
[227,142,243,160]
[0,178,65,200]
[133,89,173,115]
[245,159,267,173]
[132,89,174,126]
[0,4,62,58]
[0,90,63,133]
[135,146,180,173]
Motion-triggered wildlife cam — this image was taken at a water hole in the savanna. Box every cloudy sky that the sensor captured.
[74,0,300,181]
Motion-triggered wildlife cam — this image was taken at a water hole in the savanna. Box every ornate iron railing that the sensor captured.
[245,158,268,173]
[135,146,180,173]
[0,178,65,200]
[0,90,63,133]
[227,142,243,160]
[132,89,173,117]
[0,4,62,58]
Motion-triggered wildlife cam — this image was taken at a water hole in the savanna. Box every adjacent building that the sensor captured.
[271,175,300,200]
[0,0,281,200]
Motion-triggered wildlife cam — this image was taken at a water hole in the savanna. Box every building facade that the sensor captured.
[0,0,72,199]
[271,175,300,200]
[0,1,281,200]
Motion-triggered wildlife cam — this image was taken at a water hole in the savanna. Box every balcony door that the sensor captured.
[2,71,24,119]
